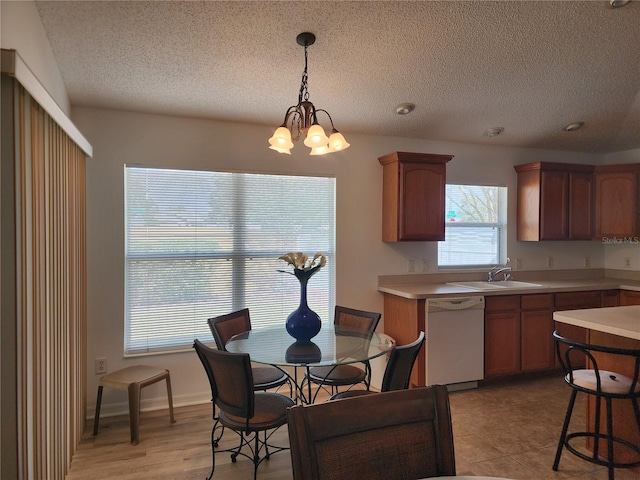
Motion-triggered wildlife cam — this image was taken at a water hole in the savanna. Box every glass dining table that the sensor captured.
[226,324,395,404]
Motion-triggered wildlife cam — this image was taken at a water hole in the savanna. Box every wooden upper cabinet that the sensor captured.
[514,162,594,241]
[594,164,640,239]
[378,152,453,242]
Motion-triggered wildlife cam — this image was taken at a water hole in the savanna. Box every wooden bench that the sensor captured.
[93,365,176,445]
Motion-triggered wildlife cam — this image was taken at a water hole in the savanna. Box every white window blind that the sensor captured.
[438,184,507,268]
[124,167,336,355]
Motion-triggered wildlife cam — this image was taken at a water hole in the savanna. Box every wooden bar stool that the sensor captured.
[93,365,176,445]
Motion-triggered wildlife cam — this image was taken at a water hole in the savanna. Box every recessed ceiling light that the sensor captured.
[610,0,630,7]
[484,127,504,137]
[562,122,584,132]
[395,103,415,115]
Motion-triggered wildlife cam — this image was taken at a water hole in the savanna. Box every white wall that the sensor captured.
[0,1,70,115]
[73,106,627,414]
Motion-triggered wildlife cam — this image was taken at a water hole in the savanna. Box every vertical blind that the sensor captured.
[3,77,87,479]
[124,167,336,355]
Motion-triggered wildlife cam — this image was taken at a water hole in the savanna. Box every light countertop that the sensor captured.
[553,305,640,340]
[378,278,640,300]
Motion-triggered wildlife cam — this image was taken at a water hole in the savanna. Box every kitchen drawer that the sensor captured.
[485,295,520,313]
[521,293,553,311]
[554,291,601,310]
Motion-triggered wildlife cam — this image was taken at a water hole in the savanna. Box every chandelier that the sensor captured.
[268,32,350,156]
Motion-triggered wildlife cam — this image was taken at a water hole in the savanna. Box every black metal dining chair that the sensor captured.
[193,339,294,480]
[208,308,292,394]
[331,331,425,400]
[303,306,381,398]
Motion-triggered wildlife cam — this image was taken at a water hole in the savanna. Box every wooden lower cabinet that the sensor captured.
[601,289,620,307]
[485,294,555,378]
[382,293,426,388]
[553,291,602,368]
[485,307,521,377]
[620,290,640,306]
[521,294,554,372]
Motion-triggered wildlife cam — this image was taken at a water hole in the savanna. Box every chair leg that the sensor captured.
[593,394,602,461]
[92,385,103,436]
[253,432,260,480]
[605,397,614,480]
[127,383,141,445]
[231,432,245,462]
[164,374,176,424]
[554,389,577,471]
[207,424,216,480]
[632,396,640,431]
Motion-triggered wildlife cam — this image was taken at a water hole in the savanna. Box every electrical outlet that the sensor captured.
[624,257,631,268]
[546,256,553,268]
[95,357,108,375]
[407,260,416,273]
[421,259,429,272]
[515,258,522,270]
[584,257,590,269]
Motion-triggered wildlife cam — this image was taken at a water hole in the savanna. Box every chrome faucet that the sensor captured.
[487,258,512,282]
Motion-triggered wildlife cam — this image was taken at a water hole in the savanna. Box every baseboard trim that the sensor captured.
[86,391,211,421]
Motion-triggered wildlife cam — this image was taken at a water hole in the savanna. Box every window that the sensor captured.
[438,184,507,268]
[124,167,336,355]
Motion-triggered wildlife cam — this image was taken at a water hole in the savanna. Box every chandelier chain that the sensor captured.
[298,45,310,104]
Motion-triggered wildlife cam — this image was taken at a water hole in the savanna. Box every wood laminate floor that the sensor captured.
[66,376,640,480]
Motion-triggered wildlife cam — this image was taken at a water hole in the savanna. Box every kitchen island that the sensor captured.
[553,305,640,465]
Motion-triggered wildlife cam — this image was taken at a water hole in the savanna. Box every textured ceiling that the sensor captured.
[35,0,640,154]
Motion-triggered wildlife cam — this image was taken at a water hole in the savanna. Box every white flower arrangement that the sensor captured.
[278,252,326,280]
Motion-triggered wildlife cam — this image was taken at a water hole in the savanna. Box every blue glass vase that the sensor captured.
[286,276,321,342]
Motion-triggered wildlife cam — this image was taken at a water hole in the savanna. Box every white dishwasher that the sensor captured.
[425,296,484,391]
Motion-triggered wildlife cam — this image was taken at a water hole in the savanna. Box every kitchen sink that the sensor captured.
[447,281,543,290]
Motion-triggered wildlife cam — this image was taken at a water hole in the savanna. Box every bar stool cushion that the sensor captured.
[570,369,640,395]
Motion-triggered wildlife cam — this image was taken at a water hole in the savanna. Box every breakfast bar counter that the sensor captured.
[553,305,640,340]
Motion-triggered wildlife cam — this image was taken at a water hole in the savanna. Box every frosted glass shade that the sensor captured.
[303,124,329,148]
[309,145,330,156]
[328,131,350,151]
[269,145,292,154]
[268,126,294,150]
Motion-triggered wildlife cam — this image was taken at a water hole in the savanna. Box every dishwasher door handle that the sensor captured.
[427,296,485,311]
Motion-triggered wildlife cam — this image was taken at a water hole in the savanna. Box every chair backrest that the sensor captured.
[381,331,425,392]
[333,306,381,334]
[553,330,640,396]
[287,385,455,480]
[193,339,255,422]
[207,308,251,350]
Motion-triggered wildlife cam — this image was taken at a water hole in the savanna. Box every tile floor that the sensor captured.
[449,376,639,479]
